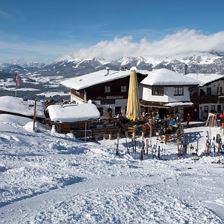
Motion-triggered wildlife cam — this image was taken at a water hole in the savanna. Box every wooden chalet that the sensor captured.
[46,102,125,140]
[186,73,224,120]
[61,68,148,117]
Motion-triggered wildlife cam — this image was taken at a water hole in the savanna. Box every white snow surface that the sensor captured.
[141,68,200,86]
[0,114,224,223]
[37,91,69,97]
[165,102,193,107]
[61,69,148,90]
[47,103,100,123]
[0,96,44,117]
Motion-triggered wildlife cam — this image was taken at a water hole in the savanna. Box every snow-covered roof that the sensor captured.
[47,103,100,123]
[141,68,199,86]
[185,73,224,86]
[0,96,44,117]
[164,102,193,107]
[61,69,148,90]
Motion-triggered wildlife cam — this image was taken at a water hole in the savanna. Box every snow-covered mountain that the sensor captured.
[1,51,224,99]
[1,51,224,78]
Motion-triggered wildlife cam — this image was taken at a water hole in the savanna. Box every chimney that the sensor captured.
[105,67,110,75]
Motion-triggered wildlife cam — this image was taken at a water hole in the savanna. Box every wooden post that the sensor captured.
[116,132,120,155]
[132,139,134,153]
[33,100,37,132]
[140,140,145,160]
[132,129,136,139]
[140,149,144,160]
[141,131,145,140]
[145,138,149,155]
[157,145,161,159]
[149,119,152,146]
[108,131,112,140]
[134,139,137,153]
[125,130,129,153]
[142,140,145,155]
[132,128,136,152]
[84,121,87,142]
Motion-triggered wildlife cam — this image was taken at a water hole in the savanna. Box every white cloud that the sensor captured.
[1,29,224,63]
[67,29,224,60]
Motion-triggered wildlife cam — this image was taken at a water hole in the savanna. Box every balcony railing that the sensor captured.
[191,95,220,104]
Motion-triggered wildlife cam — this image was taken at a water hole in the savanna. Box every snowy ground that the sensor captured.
[0,114,224,223]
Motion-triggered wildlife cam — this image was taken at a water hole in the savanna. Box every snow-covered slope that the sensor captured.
[0,112,224,223]
[0,96,44,117]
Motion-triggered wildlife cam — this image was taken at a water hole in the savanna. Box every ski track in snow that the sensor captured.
[0,115,224,223]
[1,174,223,224]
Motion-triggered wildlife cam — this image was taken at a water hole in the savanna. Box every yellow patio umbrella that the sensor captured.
[126,67,141,121]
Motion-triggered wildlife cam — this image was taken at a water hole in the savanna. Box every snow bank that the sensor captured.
[0,114,31,126]
[0,96,44,117]
[23,121,39,132]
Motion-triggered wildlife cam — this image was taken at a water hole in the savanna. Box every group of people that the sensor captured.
[139,111,182,142]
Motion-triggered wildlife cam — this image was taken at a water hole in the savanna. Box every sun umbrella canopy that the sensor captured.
[126,67,141,121]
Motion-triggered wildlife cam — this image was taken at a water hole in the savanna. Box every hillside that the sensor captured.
[0,114,224,223]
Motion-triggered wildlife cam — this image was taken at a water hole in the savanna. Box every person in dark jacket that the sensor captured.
[186,113,191,127]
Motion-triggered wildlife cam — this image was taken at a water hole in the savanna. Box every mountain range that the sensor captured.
[0,51,224,99]
[1,51,224,78]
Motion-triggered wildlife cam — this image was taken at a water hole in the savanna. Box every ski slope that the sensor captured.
[0,114,224,223]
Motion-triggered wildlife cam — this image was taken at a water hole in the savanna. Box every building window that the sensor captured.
[200,89,205,96]
[105,86,111,93]
[204,106,208,112]
[152,87,164,96]
[115,107,121,115]
[211,105,215,112]
[121,85,127,93]
[207,87,211,96]
[174,87,184,96]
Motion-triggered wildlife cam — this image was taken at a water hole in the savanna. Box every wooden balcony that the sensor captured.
[191,95,219,104]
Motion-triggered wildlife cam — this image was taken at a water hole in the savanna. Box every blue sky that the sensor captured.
[0,0,224,63]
